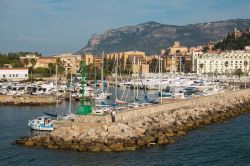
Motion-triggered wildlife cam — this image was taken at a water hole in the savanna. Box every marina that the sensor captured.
[1,1,250,164]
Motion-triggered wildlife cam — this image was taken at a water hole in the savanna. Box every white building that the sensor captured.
[192,50,250,74]
[0,68,29,80]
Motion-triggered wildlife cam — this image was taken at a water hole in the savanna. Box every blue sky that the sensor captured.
[0,0,250,55]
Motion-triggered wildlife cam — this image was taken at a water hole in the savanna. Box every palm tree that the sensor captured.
[30,59,37,68]
[56,58,61,66]
[244,60,248,75]
[30,59,37,82]
[48,63,55,75]
[234,68,244,78]
[199,63,204,75]
[23,59,29,68]
[224,61,229,76]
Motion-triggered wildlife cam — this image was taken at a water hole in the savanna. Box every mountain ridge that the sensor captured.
[79,19,250,55]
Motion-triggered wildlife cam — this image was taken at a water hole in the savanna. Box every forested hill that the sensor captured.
[214,31,250,50]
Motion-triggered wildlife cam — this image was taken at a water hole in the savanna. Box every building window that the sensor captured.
[9,74,11,77]
[25,74,28,77]
[3,74,5,78]
[13,74,15,77]
[16,74,18,77]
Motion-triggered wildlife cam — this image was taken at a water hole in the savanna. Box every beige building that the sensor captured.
[167,42,188,55]
[19,54,39,67]
[106,51,149,74]
[106,51,146,68]
[19,54,39,61]
[131,62,149,74]
[83,54,94,65]
[54,53,81,75]
[35,57,57,68]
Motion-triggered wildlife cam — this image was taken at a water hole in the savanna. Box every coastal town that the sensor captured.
[2,0,250,165]
[0,27,249,152]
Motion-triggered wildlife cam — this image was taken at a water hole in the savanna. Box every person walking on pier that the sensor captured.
[111,110,116,122]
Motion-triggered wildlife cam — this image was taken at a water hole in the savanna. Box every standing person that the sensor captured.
[111,110,116,122]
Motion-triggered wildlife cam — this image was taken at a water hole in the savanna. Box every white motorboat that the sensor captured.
[28,116,54,131]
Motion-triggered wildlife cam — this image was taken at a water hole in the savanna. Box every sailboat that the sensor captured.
[114,55,128,106]
[95,52,112,100]
[62,71,76,120]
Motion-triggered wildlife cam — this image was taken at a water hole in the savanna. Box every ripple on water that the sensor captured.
[1,104,250,166]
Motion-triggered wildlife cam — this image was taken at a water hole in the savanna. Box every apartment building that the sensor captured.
[193,49,250,74]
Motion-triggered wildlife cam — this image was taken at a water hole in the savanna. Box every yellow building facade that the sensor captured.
[106,51,149,74]
[83,54,94,65]
[167,41,188,55]
[54,53,81,75]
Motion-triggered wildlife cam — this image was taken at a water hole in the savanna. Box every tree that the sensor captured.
[23,59,29,67]
[33,67,50,77]
[149,58,159,73]
[214,31,250,51]
[48,63,55,75]
[234,68,244,78]
[29,59,37,82]
[85,64,95,80]
[244,60,248,74]
[199,63,204,74]
[56,58,62,66]
[162,57,167,73]
[225,61,229,76]
[202,46,209,52]
[13,60,24,68]
[30,59,37,68]
[58,66,65,75]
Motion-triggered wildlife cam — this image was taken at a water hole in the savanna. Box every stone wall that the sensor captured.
[76,89,250,123]
[0,95,57,105]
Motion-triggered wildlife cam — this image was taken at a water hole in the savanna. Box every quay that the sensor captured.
[16,89,250,152]
[0,95,58,106]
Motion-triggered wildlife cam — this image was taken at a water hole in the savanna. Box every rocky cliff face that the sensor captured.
[80,19,250,55]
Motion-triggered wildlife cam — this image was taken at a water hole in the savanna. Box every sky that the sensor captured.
[0,0,250,55]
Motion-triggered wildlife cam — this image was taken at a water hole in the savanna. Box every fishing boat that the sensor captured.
[28,116,54,131]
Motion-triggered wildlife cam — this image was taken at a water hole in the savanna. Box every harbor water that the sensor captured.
[1,101,250,166]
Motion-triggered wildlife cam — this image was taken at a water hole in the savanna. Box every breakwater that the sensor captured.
[0,95,57,105]
[16,89,250,152]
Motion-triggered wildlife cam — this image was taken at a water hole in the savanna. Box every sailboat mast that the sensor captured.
[137,59,139,98]
[115,55,118,101]
[160,56,163,103]
[69,71,72,114]
[81,62,85,107]
[55,64,58,109]
[101,51,104,99]
[94,55,96,110]
[133,56,136,102]
[158,54,161,91]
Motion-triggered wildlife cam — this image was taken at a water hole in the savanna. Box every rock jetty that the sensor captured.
[16,89,250,152]
[0,95,57,106]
